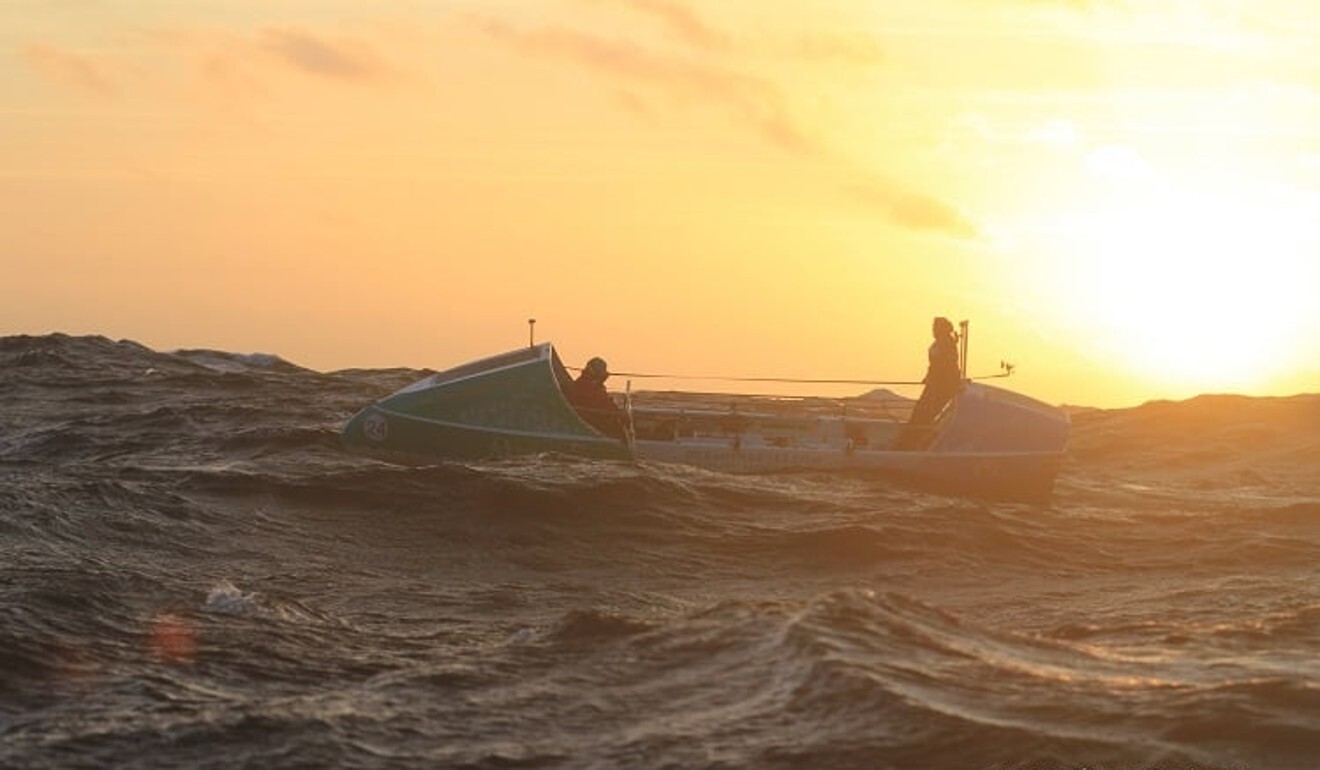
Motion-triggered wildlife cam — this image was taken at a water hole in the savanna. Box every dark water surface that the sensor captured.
[2,334,1317,769]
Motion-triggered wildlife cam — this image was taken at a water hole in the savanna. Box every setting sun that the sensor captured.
[1048,171,1318,393]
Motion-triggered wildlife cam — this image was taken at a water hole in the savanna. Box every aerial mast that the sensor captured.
[959,320,970,379]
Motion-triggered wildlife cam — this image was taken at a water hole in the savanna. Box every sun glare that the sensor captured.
[1053,180,1317,393]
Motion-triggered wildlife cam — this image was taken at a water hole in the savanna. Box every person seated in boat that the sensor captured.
[894,316,964,450]
[567,357,625,438]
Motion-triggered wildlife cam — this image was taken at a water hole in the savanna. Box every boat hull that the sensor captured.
[341,343,1070,501]
[345,404,630,465]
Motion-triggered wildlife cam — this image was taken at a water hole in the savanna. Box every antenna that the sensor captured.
[528,318,536,348]
[958,319,970,378]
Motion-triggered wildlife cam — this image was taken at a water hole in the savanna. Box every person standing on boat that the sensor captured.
[568,357,625,439]
[896,317,963,449]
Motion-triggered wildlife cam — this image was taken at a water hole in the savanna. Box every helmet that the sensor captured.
[584,357,609,380]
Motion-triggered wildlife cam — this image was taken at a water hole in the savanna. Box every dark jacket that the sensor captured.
[568,375,623,438]
[908,333,962,427]
[924,334,962,394]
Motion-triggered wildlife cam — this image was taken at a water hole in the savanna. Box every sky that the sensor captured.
[3,0,1319,408]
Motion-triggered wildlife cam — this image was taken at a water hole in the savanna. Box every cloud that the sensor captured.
[617,0,730,50]
[606,0,884,65]
[468,12,960,239]
[470,18,742,100]
[21,44,116,96]
[467,16,817,154]
[258,28,387,81]
[847,182,979,239]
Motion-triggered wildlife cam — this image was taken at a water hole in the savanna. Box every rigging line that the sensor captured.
[572,369,1013,386]
[608,371,925,386]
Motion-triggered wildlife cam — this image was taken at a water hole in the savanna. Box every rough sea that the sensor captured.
[2,333,1317,770]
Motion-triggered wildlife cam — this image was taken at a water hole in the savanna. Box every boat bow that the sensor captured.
[342,343,630,463]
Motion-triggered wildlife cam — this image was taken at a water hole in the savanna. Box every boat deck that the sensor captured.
[628,390,924,452]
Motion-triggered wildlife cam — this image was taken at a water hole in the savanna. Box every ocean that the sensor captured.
[2,333,1317,770]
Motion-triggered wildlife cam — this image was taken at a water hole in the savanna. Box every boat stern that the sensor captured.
[931,382,1070,455]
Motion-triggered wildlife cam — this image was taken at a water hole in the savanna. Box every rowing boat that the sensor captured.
[341,342,1069,500]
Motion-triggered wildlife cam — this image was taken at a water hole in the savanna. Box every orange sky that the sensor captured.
[3,0,1318,407]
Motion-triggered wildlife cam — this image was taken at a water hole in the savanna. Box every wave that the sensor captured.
[1067,392,1319,493]
[3,333,1317,769]
[489,588,1275,768]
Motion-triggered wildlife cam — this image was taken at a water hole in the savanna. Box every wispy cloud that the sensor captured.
[467,16,815,154]
[615,0,731,50]
[258,28,388,81]
[848,182,979,239]
[466,11,971,238]
[607,0,884,65]
[22,44,116,96]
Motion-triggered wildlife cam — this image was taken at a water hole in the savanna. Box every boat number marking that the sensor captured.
[363,413,389,442]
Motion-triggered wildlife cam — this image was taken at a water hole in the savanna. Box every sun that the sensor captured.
[1049,178,1318,394]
